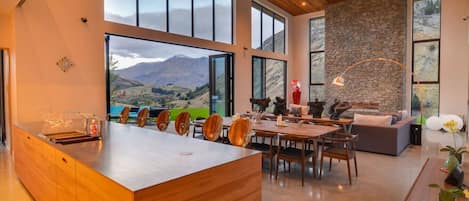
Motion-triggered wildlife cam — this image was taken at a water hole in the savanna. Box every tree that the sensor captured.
[109,54,120,95]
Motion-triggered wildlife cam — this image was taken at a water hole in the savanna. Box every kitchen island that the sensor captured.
[13,122,261,201]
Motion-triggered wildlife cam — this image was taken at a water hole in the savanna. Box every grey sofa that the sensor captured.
[351,117,416,156]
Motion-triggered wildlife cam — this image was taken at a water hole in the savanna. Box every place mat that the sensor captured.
[54,136,101,145]
[43,131,89,141]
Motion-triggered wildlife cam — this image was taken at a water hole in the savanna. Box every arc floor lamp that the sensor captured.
[331,57,424,122]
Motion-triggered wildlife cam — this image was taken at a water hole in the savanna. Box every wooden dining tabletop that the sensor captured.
[195,117,339,139]
[251,120,339,138]
[243,113,353,125]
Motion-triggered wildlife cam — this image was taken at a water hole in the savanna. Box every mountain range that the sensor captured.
[113,55,209,89]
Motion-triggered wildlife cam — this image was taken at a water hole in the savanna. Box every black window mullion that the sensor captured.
[136,0,139,26]
[260,7,263,50]
[166,0,169,32]
[191,0,194,37]
[272,14,275,52]
[213,0,216,41]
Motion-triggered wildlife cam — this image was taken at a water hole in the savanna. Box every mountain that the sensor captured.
[111,75,144,90]
[114,55,209,89]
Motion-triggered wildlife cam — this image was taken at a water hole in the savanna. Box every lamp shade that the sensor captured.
[425,116,442,131]
[332,76,345,87]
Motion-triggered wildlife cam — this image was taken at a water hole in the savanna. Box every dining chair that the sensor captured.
[319,132,358,185]
[136,108,149,128]
[192,116,206,138]
[202,114,223,142]
[175,112,191,136]
[156,110,170,131]
[249,131,277,178]
[276,135,315,186]
[119,106,130,124]
[228,118,252,147]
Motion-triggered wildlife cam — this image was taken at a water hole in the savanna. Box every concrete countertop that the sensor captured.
[15,122,260,192]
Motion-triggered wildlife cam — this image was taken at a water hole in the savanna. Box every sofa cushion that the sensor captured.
[290,104,309,116]
[354,114,393,126]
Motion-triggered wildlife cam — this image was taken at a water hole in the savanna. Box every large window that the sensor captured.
[309,17,326,102]
[251,2,286,54]
[139,0,167,31]
[104,0,232,44]
[104,0,137,26]
[106,35,233,120]
[252,57,287,111]
[411,0,441,120]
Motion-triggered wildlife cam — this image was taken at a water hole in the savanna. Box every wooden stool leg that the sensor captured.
[354,156,358,177]
[275,157,280,180]
[346,159,352,185]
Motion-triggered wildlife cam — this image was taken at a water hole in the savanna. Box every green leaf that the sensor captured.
[447,155,459,172]
[440,148,451,152]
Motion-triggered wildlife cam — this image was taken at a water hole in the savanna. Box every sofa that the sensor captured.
[352,117,416,156]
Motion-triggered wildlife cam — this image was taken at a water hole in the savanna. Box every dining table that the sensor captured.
[194,117,340,176]
[243,113,354,133]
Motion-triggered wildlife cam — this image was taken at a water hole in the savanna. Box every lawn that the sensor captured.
[170,108,210,121]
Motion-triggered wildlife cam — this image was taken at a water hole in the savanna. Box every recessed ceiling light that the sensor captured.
[301,2,307,6]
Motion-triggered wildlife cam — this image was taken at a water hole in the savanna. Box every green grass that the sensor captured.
[170,108,210,121]
[415,116,427,125]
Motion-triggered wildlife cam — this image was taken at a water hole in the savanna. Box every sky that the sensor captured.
[109,35,223,69]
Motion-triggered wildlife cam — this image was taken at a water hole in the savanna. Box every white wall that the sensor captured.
[13,0,105,123]
[439,0,469,117]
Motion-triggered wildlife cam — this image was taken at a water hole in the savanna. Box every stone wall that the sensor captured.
[325,0,407,112]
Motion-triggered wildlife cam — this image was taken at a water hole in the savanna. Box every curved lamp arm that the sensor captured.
[332,58,406,86]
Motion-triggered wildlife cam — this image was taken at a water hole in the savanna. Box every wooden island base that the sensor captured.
[13,123,262,201]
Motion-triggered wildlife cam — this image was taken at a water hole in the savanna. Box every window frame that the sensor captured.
[309,16,326,102]
[106,0,233,44]
[252,1,286,54]
[251,56,287,106]
[411,0,441,117]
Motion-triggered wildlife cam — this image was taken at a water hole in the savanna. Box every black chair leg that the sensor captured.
[329,158,332,172]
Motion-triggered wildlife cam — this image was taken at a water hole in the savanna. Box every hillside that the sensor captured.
[114,55,209,89]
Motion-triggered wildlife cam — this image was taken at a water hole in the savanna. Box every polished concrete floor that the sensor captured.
[0,128,459,201]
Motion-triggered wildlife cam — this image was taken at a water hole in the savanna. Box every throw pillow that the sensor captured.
[290,104,309,116]
[354,114,393,126]
[291,107,302,117]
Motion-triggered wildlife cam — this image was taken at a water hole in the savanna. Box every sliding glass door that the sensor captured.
[209,54,233,116]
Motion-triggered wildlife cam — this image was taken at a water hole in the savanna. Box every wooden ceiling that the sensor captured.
[268,0,345,16]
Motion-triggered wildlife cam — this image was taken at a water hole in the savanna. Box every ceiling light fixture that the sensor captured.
[301,2,307,6]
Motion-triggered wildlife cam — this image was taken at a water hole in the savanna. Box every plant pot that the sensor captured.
[439,190,456,201]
